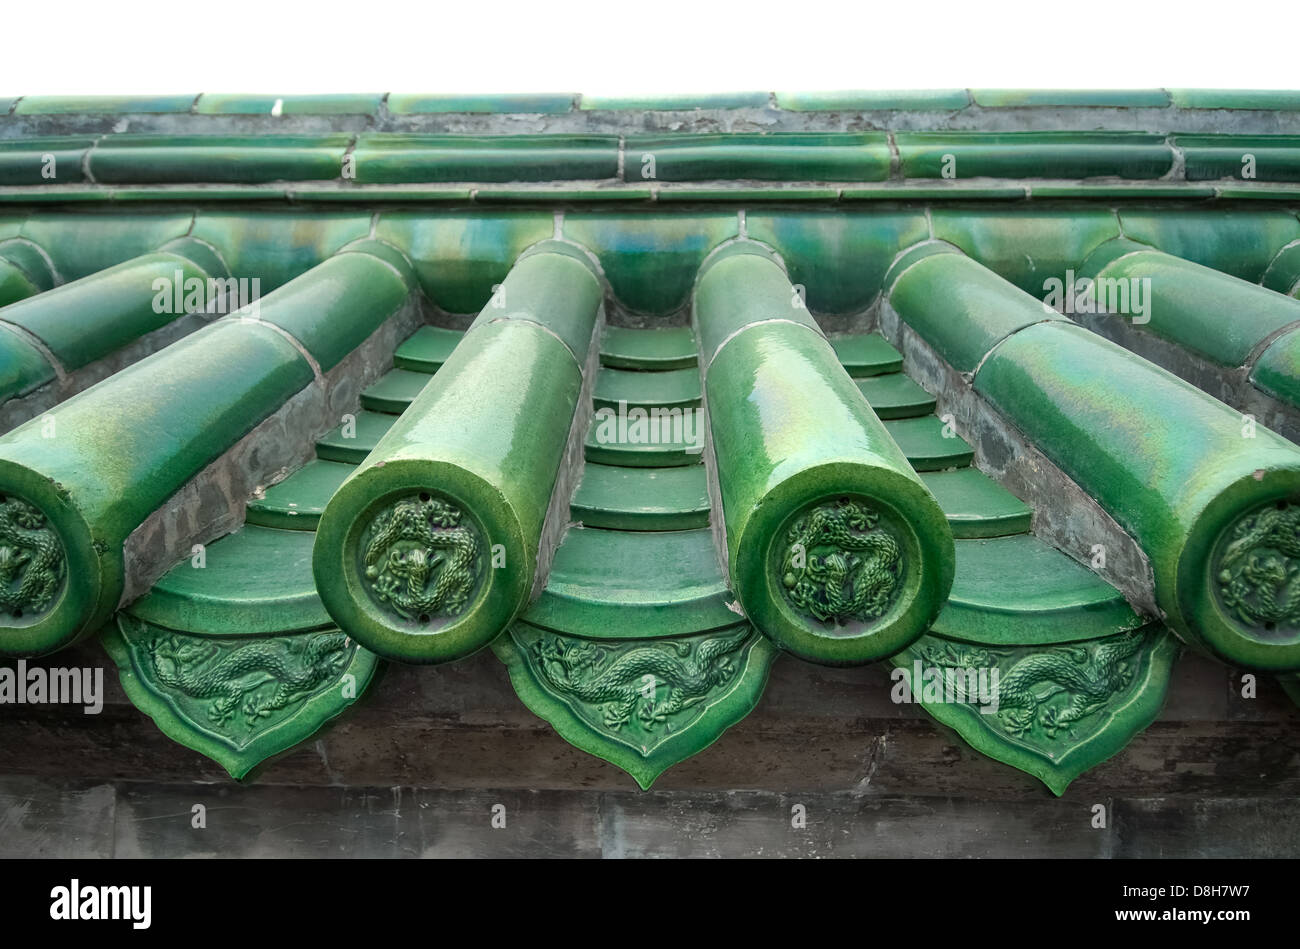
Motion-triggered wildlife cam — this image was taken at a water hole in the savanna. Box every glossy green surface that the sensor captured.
[129,526,331,635]
[90,135,350,183]
[496,620,775,789]
[0,327,57,404]
[1251,327,1300,406]
[775,89,970,111]
[313,249,601,663]
[360,368,431,414]
[584,411,704,467]
[976,321,1300,671]
[352,134,619,183]
[898,132,1172,179]
[522,527,737,638]
[190,212,371,291]
[1116,209,1300,283]
[828,333,904,377]
[919,467,1033,538]
[570,463,710,531]
[388,93,576,114]
[246,459,355,531]
[580,92,769,110]
[1170,90,1300,110]
[971,89,1170,108]
[0,319,312,657]
[889,248,1064,373]
[600,325,697,370]
[19,213,194,282]
[14,95,197,114]
[195,93,384,115]
[1091,248,1300,368]
[0,251,216,372]
[104,613,379,780]
[882,417,975,471]
[0,137,93,185]
[1177,135,1300,182]
[933,535,1143,644]
[563,212,738,315]
[890,626,1179,795]
[625,133,890,181]
[257,250,413,372]
[393,325,464,373]
[697,249,953,664]
[855,373,937,419]
[314,410,395,463]
[593,366,700,412]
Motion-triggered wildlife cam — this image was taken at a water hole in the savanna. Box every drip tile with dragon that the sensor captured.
[494,621,777,789]
[103,614,380,779]
[889,624,1180,795]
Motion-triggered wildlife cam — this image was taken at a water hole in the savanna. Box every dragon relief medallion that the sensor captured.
[526,627,751,739]
[359,492,482,623]
[777,497,903,626]
[146,630,353,736]
[1215,501,1300,637]
[0,495,65,620]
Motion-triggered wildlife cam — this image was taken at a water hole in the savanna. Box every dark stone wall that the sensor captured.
[1,642,1297,857]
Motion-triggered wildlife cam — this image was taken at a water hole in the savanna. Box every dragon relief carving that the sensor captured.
[527,628,751,735]
[778,497,902,625]
[914,630,1146,740]
[0,496,64,618]
[146,630,352,729]
[361,494,481,621]
[1216,502,1300,633]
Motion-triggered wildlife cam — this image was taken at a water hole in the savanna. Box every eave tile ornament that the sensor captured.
[104,615,379,779]
[890,626,1180,795]
[1214,500,1300,638]
[0,494,65,620]
[495,622,777,789]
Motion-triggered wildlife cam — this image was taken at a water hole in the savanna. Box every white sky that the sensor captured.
[3,0,1296,96]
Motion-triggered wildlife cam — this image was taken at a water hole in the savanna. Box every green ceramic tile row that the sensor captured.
[592,366,700,412]
[195,93,385,115]
[918,468,1031,538]
[20,212,194,281]
[775,89,970,111]
[970,89,1172,108]
[1080,240,1300,371]
[393,325,464,372]
[580,92,770,111]
[246,459,355,531]
[352,134,619,183]
[1116,209,1300,283]
[13,95,197,114]
[0,246,416,658]
[898,132,1173,180]
[0,238,56,307]
[313,244,603,664]
[0,137,94,186]
[694,243,954,665]
[600,326,697,370]
[626,133,891,182]
[389,93,577,114]
[889,246,1300,671]
[1177,136,1300,182]
[1169,90,1300,111]
[89,135,352,184]
[569,463,710,531]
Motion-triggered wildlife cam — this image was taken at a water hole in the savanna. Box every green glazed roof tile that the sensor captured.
[897,132,1173,180]
[360,368,433,414]
[495,620,775,789]
[570,462,710,531]
[104,613,380,780]
[195,93,384,115]
[971,89,1170,108]
[126,525,332,635]
[352,134,620,184]
[14,95,197,114]
[775,89,970,111]
[394,325,465,373]
[933,534,1144,644]
[315,409,395,463]
[919,467,1033,539]
[882,416,974,471]
[245,459,355,531]
[828,333,903,377]
[388,93,577,114]
[625,133,891,182]
[1177,135,1300,182]
[593,366,701,412]
[522,526,738,638]
[580,92,769,111]
[0,325,58,403]
[0,138,94,186]
[1250,326,1300,406]
[89,135,351,184]
[585,412,704,467]
[600,326,697,370]
[855,372,937,419]
[891,626,1178,795]
[1170,89,1300,110]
